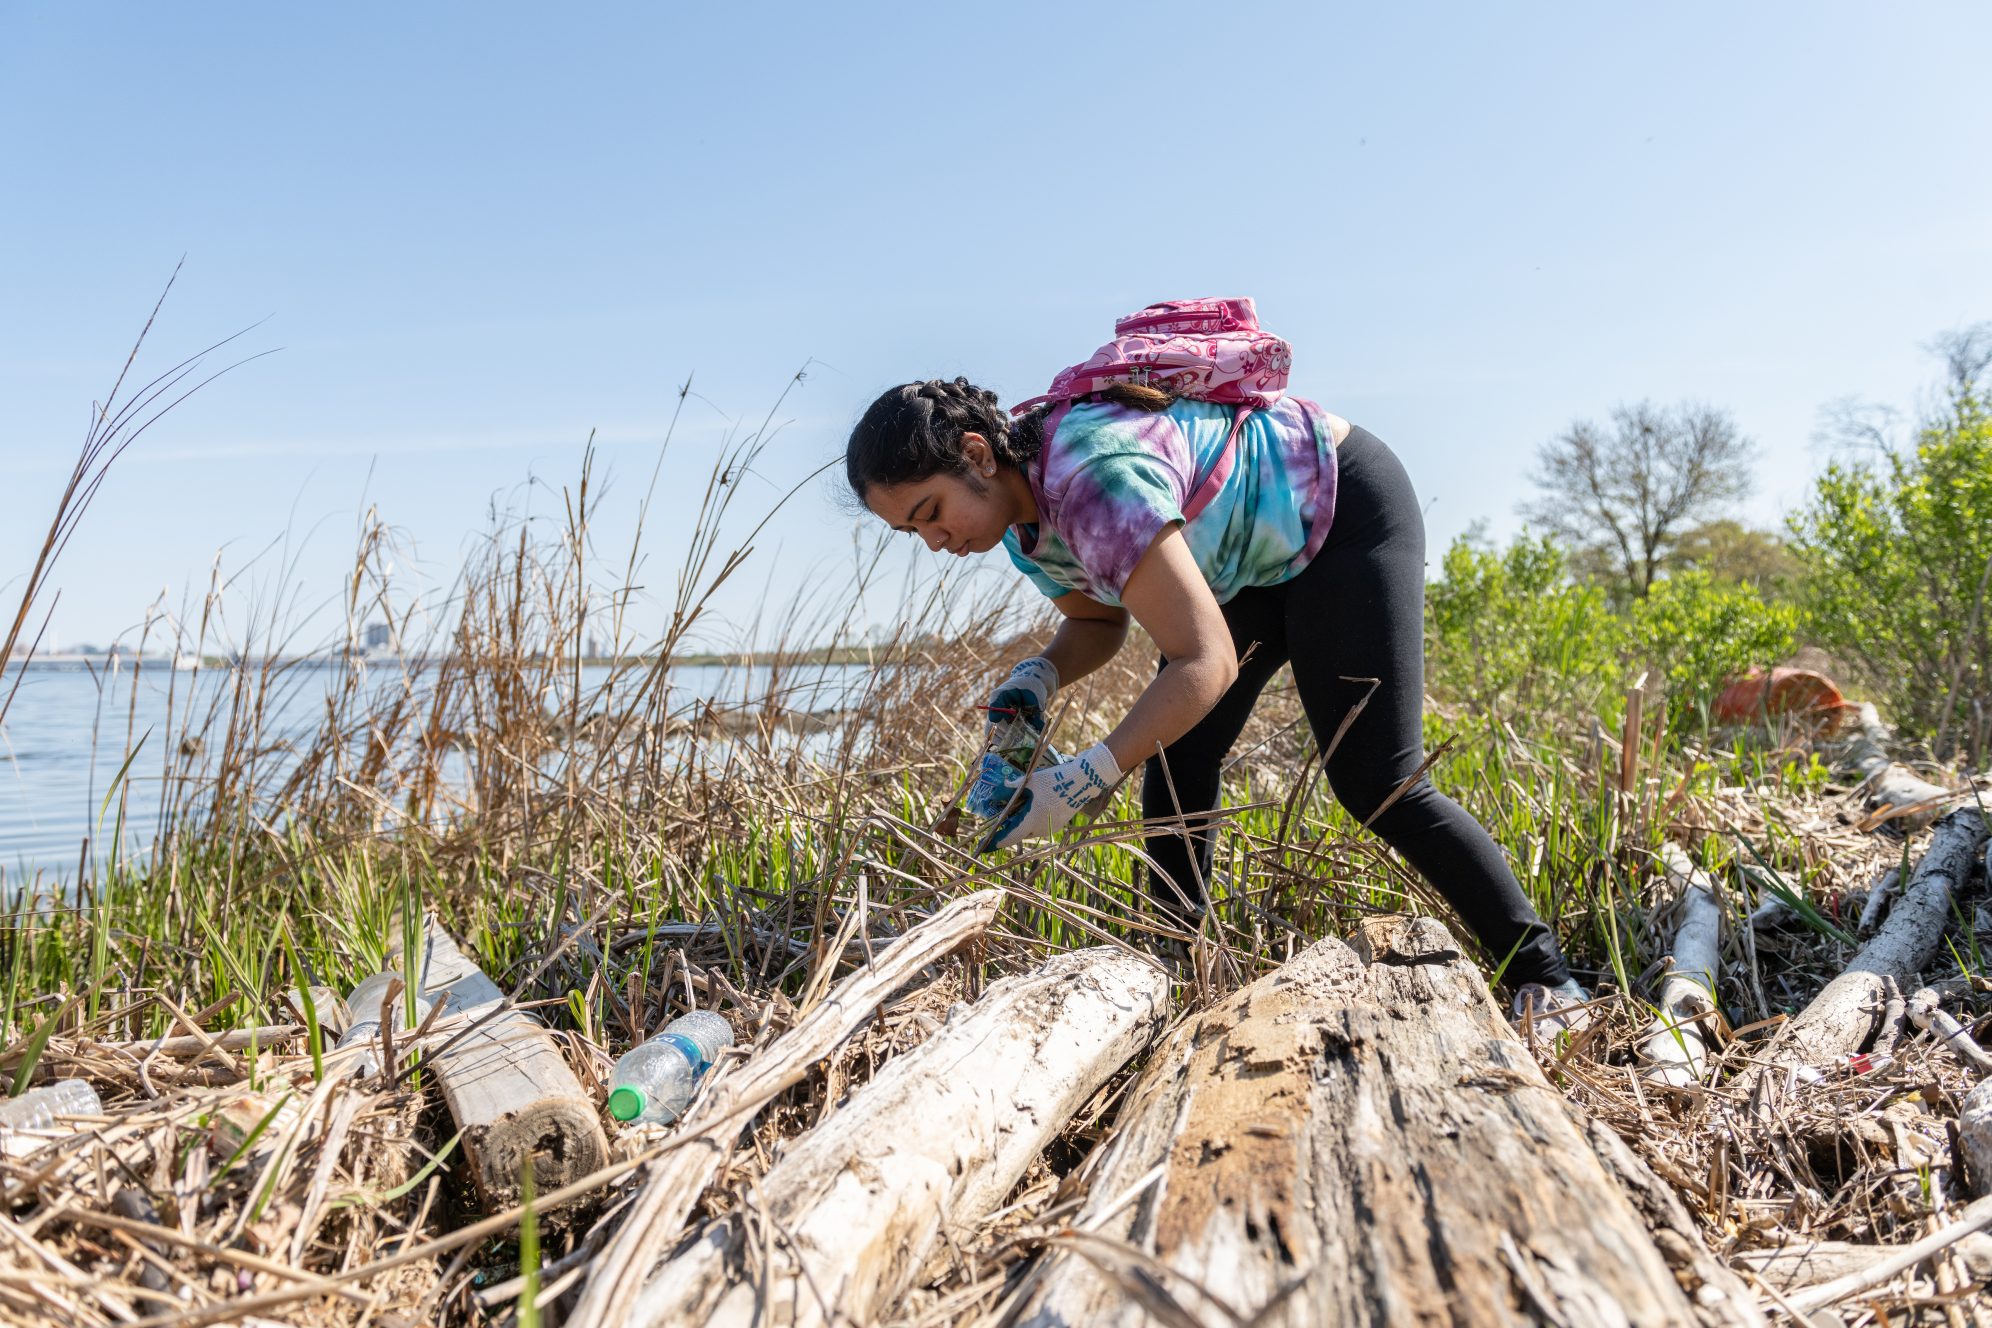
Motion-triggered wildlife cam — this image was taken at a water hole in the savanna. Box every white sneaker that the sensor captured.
[1512,979,1593,1039]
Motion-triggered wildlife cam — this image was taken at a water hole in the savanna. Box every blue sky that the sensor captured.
[3,3,1989,649]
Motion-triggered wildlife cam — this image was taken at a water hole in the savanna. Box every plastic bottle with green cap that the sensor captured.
[606,1010,733,1126]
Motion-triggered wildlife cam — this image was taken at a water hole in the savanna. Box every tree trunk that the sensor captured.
[1012,916,1731,1328]
[387,916,610,1210]
[1753,809,1989,1080]
[632,947,1170,1328]
[1638,843,1726,1088]
[568,889,1001,1328]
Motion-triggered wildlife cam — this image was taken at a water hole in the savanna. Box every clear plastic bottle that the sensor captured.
[0,1079,102,1131]
[337,971,435,1077]
[607,1010,733,1126]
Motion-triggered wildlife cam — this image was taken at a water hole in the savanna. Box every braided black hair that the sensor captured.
[844,377,1177,500]
[844,377,1045,500]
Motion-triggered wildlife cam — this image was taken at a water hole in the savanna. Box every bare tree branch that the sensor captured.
[1927,321,1992,415]
[1521,400,1756,595]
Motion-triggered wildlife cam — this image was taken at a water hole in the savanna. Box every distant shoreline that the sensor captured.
[6,644,914,671]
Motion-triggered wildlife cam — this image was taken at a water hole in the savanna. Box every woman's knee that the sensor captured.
[1325,765,1434,826]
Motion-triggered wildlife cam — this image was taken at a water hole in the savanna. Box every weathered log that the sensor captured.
[1908,987,1992,1077]
[1961,1080,1992,1199]
[632,947,1170,1328]
[1857,867,1897,935]
[569,889,1002,1328]
[1839,702,1961,829]
[78,1025,300,1060]
[1756,808,1989,1078]
[1639,843,1726,1088]
[1733,1232,1992,1290]
[387,916,609,1209]
[1786,1196,1992,1315]
[1013,916,1730,1327]
[1580,1119,1768,1326]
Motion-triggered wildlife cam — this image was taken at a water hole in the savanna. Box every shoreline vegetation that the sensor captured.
[6,644,907,671]
[0,323,1988,1323]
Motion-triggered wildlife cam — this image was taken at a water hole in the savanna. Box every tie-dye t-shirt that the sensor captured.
[1002,396,1338,607]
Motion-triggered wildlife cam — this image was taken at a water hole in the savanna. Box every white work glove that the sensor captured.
[984,657,1059,743]
[977,742,1123,854]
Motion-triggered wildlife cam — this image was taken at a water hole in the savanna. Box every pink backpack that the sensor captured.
[1013,298,1293,519]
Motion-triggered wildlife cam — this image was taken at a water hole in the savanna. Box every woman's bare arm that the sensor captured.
[1100,525,1237,774]
[1038,591,1130,687]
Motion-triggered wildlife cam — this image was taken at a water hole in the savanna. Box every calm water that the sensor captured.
[0,660,869,879]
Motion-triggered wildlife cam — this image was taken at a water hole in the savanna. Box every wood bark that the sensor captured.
[1908,987,1992,1077]
[1638,843,1725,1088]
[1961,1080,1992,1199]
[1579,1118,1767,1327]
[1754,808,1989,1079]
[1856,868,1897,935]
[632,947,1171,1328]
[1839,702,1961,829]
[387,916,609,1208]
[1785,1196,1992,1315]
[80,1025,299,1059]
[569,889,1001,1328]
[1013,916,1730,1328]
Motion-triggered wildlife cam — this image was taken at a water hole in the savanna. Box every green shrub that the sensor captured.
[1627,570,1800,731]
[1425,535,1627,730]
[1427,538,1797,739]
[1788,404,1992,759]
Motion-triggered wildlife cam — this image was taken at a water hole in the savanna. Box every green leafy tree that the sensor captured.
[1788,326,1992,759]
[1667,519,1798,592]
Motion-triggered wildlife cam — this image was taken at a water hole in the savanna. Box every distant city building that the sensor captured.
[364,622,391,651]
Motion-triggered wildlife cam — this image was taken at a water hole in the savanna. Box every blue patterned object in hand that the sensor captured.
[977,743,1123,854]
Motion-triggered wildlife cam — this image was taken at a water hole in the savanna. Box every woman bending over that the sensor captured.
[845,375,1587,1025]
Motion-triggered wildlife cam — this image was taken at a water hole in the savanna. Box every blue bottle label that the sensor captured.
[663,1032,709,1076]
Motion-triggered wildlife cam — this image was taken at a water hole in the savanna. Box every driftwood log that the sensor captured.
[1908,987,1992,1077]
[387,916,609,1208]
[1839,702,1962,829]
[633,947,1171,1327]
[1754,808,1990,1081]
[1579,1118,1767,1326]
[569,889,1002,1328]
[1013,916,1749,1327]
[1786,1196,1992,1315]
[1733,1230,1992,1290]
[1638,843,1726,1088]
[1960,1080,1992,1198]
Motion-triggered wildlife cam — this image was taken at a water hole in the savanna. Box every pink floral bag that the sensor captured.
[1012,298,1293,519]
[1012,297,1292,412]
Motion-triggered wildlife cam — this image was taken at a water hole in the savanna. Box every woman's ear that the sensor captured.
[961,432,996,476]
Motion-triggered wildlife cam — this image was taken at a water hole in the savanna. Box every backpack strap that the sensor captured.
[1181,406,1249,523]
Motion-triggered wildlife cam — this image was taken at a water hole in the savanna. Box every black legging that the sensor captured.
[1140,425,1571,989]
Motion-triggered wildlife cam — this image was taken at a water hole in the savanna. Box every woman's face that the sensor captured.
[864,432,1022,557]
